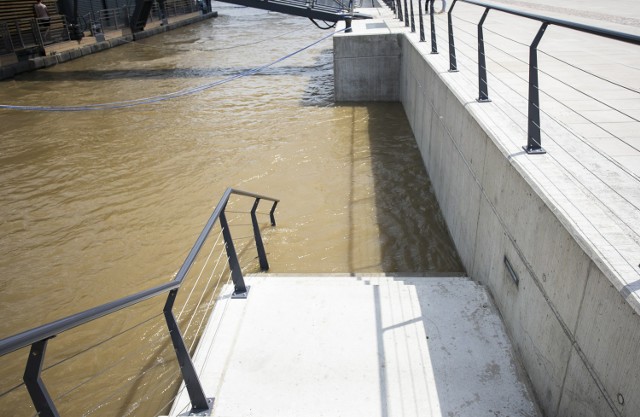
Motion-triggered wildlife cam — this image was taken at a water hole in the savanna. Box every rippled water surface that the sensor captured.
[0,6,463,416]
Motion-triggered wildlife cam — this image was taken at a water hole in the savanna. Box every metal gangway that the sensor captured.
[129,0,371,34]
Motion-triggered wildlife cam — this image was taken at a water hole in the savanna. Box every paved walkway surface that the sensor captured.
[360,0,640,314]
[168,275,541,417]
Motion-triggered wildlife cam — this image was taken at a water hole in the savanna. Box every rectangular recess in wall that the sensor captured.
[504,256,519,287]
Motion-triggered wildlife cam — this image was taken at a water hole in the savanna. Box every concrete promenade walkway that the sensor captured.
[168,275,541,417]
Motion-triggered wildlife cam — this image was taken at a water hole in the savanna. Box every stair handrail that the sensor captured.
[0,187,279,416]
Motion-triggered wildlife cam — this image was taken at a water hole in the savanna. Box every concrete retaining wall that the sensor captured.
[334,27,640,417]
[334,25,400,101]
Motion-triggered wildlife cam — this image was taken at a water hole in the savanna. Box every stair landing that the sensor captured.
[168,275,540,417]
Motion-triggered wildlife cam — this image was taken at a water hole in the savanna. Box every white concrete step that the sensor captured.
[168,275,541,417]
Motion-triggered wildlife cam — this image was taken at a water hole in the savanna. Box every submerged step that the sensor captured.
[169,275,540,417]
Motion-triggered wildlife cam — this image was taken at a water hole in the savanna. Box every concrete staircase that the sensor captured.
[168,275,541,417]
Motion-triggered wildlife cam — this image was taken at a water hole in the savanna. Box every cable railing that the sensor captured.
[384,0,640,295]
[36,15,72,45]
[0,188,279,416]
[95,7,132,31]
[389,0,640,156]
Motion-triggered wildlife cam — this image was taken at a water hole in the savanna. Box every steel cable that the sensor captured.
[176,229,224,320]
[438,18,640,159]
[433,30,640,250]
[183,242,228,339]
[441,24,640,187]
[420,54,640,302]
[51,316,166,403]
[458,19,640,122]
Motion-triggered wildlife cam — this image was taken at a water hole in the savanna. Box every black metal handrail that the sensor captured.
[444,0,640,154]
[0,187,279,417]
[394,0,640,153]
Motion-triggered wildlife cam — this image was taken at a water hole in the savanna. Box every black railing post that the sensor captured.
[429,0,438,53]
[269,201,278,226]
[403,0,409,26]
[477,8,491,102]
[24,339,59,417]
[397,0,403,22]
[418,0,425,41]
[447,0,458,71]
[163,290,213,414]
[409,0,416,32]
[219,209,248,298]
[524,22,548,154]
[251,199,270,271]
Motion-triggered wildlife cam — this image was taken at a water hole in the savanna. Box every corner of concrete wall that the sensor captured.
[396,34,640,417]
[333,30,401,101]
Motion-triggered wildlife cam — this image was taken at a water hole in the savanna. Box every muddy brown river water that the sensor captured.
[0,6,463,416]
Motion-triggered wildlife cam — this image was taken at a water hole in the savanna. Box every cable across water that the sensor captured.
[0,28,345,112]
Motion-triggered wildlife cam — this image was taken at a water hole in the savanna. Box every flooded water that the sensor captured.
[0,6,463,416]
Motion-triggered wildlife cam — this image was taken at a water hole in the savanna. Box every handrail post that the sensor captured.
[219,208,248,298]
[251,199,269,271]
[409,0,416,32]
[477,8,491,102]
[397,0,403,22]
[524,22,548,154]
[418,0,425,41]
[164,290,213,414]
[403,0,409,26]
[447,0,458,71]
[429,0,438,53]
[269,201,278,226]
[24,339,59,417]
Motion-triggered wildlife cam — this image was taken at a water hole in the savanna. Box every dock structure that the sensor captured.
[168,275,540,417]
[332,1,639,417]
[0,10,216,80]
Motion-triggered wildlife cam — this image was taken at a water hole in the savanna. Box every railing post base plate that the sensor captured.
[188,397,215,416]
[232,286,250,299]
[522,146,546,155]
[476,98,492,103]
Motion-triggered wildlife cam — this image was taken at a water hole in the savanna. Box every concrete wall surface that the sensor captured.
[397,35,640,417]
[333,18,640,417]
[333,20,401,101]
